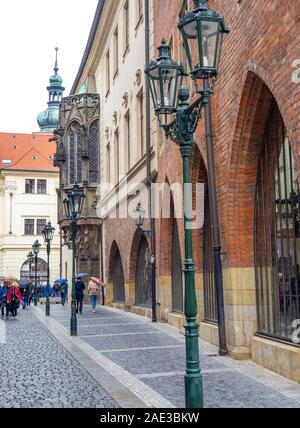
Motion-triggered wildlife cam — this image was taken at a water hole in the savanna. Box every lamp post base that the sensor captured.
[46,297,50,317]
[70,317,77,336]
[70,300,77,336]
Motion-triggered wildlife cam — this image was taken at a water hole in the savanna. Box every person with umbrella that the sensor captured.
[88,277,104,314]
[55,279,68,306]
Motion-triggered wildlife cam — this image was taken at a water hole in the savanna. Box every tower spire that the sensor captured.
[37,48,65,133]
[54,46,59,75]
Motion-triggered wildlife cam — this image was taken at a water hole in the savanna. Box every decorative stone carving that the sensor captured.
[136,69,142,86]
[105,127,110,140]
[113,111,118,126]
[122,92,129,108]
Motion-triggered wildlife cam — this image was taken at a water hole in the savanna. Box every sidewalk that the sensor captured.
[36,303,300,408]
[0,308,118,408]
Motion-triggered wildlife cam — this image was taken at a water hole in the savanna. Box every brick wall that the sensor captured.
[153,0,300,272]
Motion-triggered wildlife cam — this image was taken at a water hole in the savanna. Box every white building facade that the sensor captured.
[0,132,60,284]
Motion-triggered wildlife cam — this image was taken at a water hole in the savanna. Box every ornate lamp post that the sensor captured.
[32,240,41,307]
[133,202,156,322]
[63,184,85,336]
[27,251,34,281]
[145,0,228,409]
[42,221,55,317]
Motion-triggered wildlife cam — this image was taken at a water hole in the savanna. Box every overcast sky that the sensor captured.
[0,0,98,134]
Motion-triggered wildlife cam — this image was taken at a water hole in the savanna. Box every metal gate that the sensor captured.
[172,219,183,313]
[113,249,125,303]
[203,193,218,323]
[135,236,152,307]
[254,101,300,343]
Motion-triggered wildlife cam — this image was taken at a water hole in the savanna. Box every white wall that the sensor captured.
[0,170,60,283]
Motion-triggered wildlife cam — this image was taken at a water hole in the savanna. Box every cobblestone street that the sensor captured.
[33,303,300,408]
[2,303,300,408]
[0,308,118,408]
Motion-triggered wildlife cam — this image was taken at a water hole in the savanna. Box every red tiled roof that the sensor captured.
[0,132,58,172]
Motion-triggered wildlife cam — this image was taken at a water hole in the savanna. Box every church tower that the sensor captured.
[37,48,65,132]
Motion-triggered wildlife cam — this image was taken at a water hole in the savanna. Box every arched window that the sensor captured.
[254,101,300,343]
[171,219,183,313]
[113,248,125,303]
[68,121,82,185]
[20,258,48,284]
[203,192,218,323]
[135,236,152,307]
[89,120,100,184]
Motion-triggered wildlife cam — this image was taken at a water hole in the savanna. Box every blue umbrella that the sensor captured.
[75,273,89,279]
[54,279,68,284]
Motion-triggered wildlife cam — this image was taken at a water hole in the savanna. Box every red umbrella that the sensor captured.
[90,277,105,287]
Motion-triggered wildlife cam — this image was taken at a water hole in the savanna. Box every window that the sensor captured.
[113,27,119,77]
[89,121,100,184]
[124,111,131,171]
[124,1,129,55]
[106,50,110,95]
[254,101,299,343]
[68,121,82,185]
[24,219,34,235]
[136,0,143,27]
[37,219,47,235]
[137,91,145,156]
[25,179,35,194]
[37,179,47,194]
[114,129,120,184]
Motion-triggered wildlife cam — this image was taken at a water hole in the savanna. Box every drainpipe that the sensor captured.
[100,221,105,306]
[145,0,157,323]
[9,192,13,235]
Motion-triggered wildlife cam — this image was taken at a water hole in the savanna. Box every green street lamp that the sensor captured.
[63,184,85,336]
[178,0,229,80]
[32,240,41,307]
[179,0,229,358]
[42,221,55,317]
[145,0,229,409]
[27,251,34,280]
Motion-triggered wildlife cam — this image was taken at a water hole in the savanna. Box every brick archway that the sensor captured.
[227,72,278,268]
[108,240,125,305]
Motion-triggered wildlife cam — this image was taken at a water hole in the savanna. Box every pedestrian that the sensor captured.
[88,279,99,314]
[21,283,29,309]
[53,282,60,298]
[28,281,34,305]
[60,282,68,306]
[75,277,85,314]
[0,282,8,319]
[7,281,22,320]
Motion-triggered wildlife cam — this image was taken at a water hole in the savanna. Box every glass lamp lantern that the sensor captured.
[42,221,55,244]
[64,184,85,220]
[145,39,185,120]
[134,203,145,228]
[32,240,41,255]
[178,0,229,79]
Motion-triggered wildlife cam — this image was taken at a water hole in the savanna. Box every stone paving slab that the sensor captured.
[103,347,227,375]
[77,322,159,336]
[0,309,118,409]
[48,304,300,408]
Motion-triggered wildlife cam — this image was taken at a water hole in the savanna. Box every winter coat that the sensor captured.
[0,287,8,303]
[7,287,22,304]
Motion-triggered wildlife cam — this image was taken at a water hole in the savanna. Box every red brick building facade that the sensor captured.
[150,0,300,380]
[101,0,300,381]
